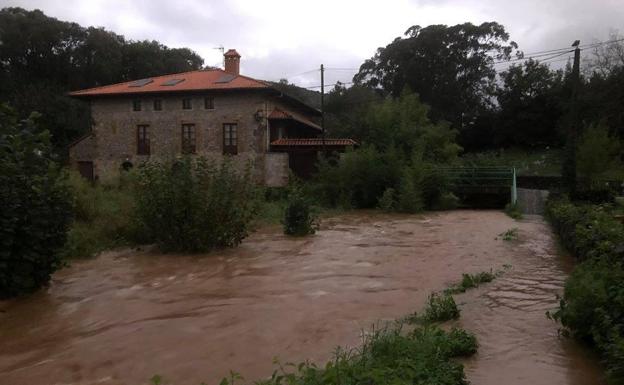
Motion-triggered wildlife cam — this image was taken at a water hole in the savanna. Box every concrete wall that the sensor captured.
[264,152,290,187]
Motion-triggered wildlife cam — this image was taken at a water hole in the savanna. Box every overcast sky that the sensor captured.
[3,0,624,87]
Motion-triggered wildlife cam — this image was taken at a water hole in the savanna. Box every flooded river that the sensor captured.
[0,211,605,385]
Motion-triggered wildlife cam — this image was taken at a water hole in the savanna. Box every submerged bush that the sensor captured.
[446,271,496,294]
[504,201,523,219]
[134,158,258,252]
[283,187,318,236]
[0,105,72,298]
[419,292,460,323]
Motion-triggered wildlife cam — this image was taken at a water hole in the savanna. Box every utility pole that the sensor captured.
[321,64,326,153]
[562,40,581,196]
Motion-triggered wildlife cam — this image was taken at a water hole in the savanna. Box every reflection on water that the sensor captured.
[0,211,605,385]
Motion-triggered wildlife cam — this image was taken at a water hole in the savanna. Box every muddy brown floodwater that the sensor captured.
[0,210,606,385]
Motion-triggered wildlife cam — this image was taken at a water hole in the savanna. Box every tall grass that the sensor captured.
[61,172,137,259]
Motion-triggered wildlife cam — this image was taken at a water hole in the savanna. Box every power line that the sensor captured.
[304,81,353,89]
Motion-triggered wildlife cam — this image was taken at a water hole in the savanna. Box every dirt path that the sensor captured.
[0,210,605,385]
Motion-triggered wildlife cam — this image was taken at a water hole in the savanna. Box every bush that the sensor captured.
[378,187,396,211]
[0,105,72,298]
[445,271,496,294]
[283,187,318,236]
[133,157,258,252]
[396,167,424,213]
[576,123,623,187]
[61,172,138,259]
[504,202,523,219]
[313,145,402,209]
[420,293,460,323]
[546,196,624,382]
[435,192,460,210]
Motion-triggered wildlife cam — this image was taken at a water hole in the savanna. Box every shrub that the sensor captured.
[396,167,424,213]
[378,187,396,211]
[546,196,624,382]
[435,192,460,210]
[0,105,72,298]
[283,187,318,236]
[133,157,258,252]
[422,167,453,208]
[446,271,496,294]
[504,201,523,219]
[61,172,138,259]
[499,227,519,241]
[420,293,460,323]
[576,123,622,187]
[313,146,402,209]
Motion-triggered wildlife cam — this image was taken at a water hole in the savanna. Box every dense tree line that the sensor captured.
[326,23,624,153]
[0,7,203,153]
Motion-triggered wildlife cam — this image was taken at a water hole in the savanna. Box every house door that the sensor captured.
[77,161,94,181]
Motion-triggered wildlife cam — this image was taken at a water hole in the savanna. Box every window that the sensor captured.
[132,100,142,111]
[137,125,150,155]
[223,123,237,155]
[153,99,162,111]
[181,124,196,154]
[204,97,214,110]
[182,98,192,110]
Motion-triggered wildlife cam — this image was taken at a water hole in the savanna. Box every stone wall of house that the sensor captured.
[69,90,319,186]
[87,91,274,182]
[68,133,96,166]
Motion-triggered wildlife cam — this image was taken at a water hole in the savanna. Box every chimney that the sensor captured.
[224,49,241,75]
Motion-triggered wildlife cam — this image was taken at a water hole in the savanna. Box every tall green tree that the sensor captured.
[0,7,204,153]
[354,22,518,128]
[496,59,565,147]
[0,104,72,298]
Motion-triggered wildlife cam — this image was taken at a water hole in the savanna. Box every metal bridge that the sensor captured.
[438,167,517,205]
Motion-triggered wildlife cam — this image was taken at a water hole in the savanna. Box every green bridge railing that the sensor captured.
[437,167,517,204]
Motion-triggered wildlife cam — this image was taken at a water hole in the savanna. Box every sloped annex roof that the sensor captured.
[268,108,322,131]
[68,69,321,116]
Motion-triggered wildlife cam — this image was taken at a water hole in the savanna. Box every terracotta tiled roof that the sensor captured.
[270,138,358,147]
[68,69,269,97]
[268,108,322,131]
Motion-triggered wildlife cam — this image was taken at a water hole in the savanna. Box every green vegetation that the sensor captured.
[250,324,477,385]
[546,196,624,383]
[0,7,203,154]
[460,148,563,176]
[445,271,496,294]
[499,228,519,241]
[62,172,137,259]
[313,92,461,213]
[0,105,72,298]
[282,187,318,236]
[576,122,623,186]
[504,202,523,219]
[419,293,461,323]
[134,158,258,252]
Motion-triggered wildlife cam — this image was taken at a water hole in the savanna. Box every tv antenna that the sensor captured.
[214,46,225,67]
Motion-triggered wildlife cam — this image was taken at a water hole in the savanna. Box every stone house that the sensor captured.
[68,49,356,186]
